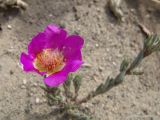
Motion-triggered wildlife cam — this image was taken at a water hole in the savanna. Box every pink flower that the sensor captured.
[20,24,84,87]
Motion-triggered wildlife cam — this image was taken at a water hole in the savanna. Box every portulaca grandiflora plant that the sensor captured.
[20,24,160,119]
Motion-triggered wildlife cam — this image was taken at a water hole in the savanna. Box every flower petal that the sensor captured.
[63,35,84,50]
[20,52,35,72]
[28,33,46,58]
[63,49,82,62]
[44,60,83,87]
[28,24,67,58]
[63,60,83,72]
[62,35,84,61]
[44,71,67,87]
[20,53,46,76]
[44,24,67,49]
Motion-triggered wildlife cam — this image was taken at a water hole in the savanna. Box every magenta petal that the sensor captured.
[45,24,60,34]
[44,24,67,49]
[62,35,84,61]
[20,53,46,75]
[63,60,83,72]
[20,52,35,72]
[44,71,67,87]
[44,60,83,87]
[63,49,82,62]
[28,24,67,58]
[28,33,46,58]
[63,35,84,50]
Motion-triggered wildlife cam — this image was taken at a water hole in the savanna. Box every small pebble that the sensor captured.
[33,82,38,87]
[146,14,150,19]
[130,8,135,13]
[83,103,93,108]
[156,111,160,115]
[82,63,92,68]
[42,98,47,103]
[23,79,27,85]
[107,95,113,100]
[49,14,53,17]
[116,53,122,58]
[7,25,12,29]
[9,70,14,75]
[95,43,99,47]
[96,8,101,12]
[106,48,110,52]
[142,109,148,115]
[21,85,26,89]
[101,103,105,108]
[93,74,98,82]
[98,66,104,72]
[17,62,22,68]
[112,62,116,66]
[35,97,40,104]
[28,93,33,97]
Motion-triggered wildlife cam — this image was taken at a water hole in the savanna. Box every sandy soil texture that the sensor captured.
[0,0,160,120]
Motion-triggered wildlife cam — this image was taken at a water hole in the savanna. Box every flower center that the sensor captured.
[34,48,65,75]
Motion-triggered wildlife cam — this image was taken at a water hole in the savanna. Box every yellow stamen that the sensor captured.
[34,48,65,75]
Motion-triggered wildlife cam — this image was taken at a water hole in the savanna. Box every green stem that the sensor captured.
[77,50,145,104]
[126,50,144,74]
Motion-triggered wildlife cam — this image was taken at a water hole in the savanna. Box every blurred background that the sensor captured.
[0,0,160,120]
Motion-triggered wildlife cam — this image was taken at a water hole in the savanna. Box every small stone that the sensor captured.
[101,103,105,108]
[9,70,14,75]
[98,66,104,72]
[82,63,92,68]
[146,14,150,19]
[142,109,148,115]
[106,48,110,52]
[116,53,122,58]
[33,82,38,87]
[28,93,33,97]
[7,25,12,29]
[156,111,160,115]
[17,62,22,68]
[42,98,47,103]
[112,62,116,66]
[21,85,26,89]
[95,43,99,47]
[49,14,53,17]
[83,103,93,108]
[107,95,113,100]
[23,79,27,85]
[130,9,135,13]
[131,103,136,107]
[35,97,40,104]
[51,106,59,110]
[96,8,101,12]
[93,74,98,82]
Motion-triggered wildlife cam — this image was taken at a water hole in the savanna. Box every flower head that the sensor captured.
[20,24,84,87]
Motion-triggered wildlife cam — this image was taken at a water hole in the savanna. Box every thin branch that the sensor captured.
[76,35,160,104]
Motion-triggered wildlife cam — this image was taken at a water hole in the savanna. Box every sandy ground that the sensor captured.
[0,0,160,120]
